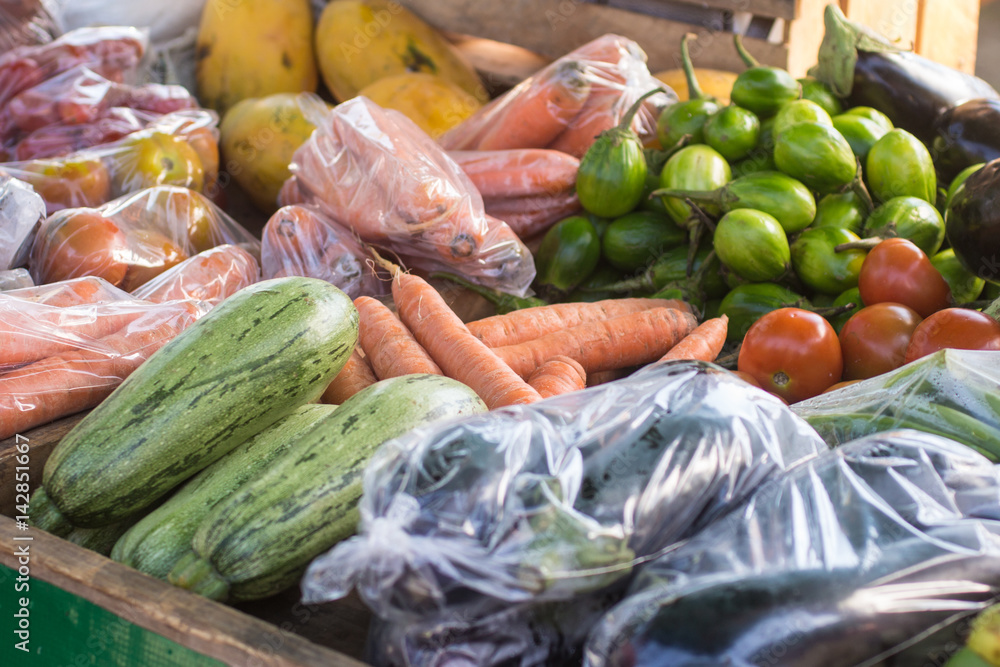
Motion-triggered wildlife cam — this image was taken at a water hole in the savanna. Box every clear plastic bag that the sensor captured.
[28,184,259,291]
[0,0,60,52]
[0,107,218,214]
[283,96,536,297]
[0,289,206,438]
[791,348,1000,463]
[0,174,46,270]
[131,243,259,307]
[584,429,1000,667]
[261,204,387,300]
[438,34,676,158]
[0,268,32,290]
[301,360,825,666]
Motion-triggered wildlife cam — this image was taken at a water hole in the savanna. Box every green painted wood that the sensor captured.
[0,564,225,666]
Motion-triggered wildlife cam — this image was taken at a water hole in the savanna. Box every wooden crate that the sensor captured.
[0,419,372,667]
[398,0,980,83]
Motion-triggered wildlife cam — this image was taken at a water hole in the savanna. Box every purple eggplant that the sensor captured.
[932,99,1000,183]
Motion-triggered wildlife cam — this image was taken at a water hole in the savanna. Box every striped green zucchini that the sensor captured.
[29,486,74,537]
[111,403,338,580]
[168,374,486,602]
[43,277,359,528]
[65,519,142,557]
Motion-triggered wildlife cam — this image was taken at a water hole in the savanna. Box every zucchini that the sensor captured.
[168,374,486,602]
[28,486,74,537]
[43,277,359,528]
[65,519,142,557]
[111,403,338,580]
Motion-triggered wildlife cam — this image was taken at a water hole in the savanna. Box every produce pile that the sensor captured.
[0,1,999,667]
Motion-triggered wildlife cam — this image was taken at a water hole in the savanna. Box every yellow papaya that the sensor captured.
[315,0,488,104]
[196,0,318,115]
[220,93,332,213]
[357,72,482,138]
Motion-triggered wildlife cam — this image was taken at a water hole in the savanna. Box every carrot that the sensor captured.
[0,296,155,369]
[527,355,586,398]
[437,93,505,151]
[381,259,542,409]
[354,296,442,380]
[657,315,728,363]
[320,348,377,405]
[466,297,693,348]
[4,276,125,307]
[131,244,260,307]
[449,149,579,199]
[493,307,699,379]
[586,368,634,387]
[483,190,582,239]
[0,300,201,439]
[474,60,592,151]
[546,87,622,158]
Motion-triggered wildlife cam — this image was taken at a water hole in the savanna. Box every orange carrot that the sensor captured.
[546,87,622,158]
[466,297,693,348]
[354,296,442,380]
[528,355,586,398]
[320,348,377,405]
[483,190,583,239]
[449,149,579,199]
[131,244,260,307]
[658,315,728,363]
[475,60,592,151]
[0,296,155,369]
[5,276,125,307]
[0,300,201,439]
[384,262,542,409]
[586,368,634,387]
[493,307,699,379]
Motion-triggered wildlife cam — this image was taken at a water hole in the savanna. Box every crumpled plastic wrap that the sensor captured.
[0,268,32,290]
[438,34,676,158]
[0,284,207,438]
[261,204,387,299]
[28,184,259,291]
[792,348,1000,463]
[301,360,825,666]
[131,243,259,307]
[283,96,536,297]
[0,174,46,269]
[0,107,218,214]
[584,429,1000,667]
[0,0,60,52]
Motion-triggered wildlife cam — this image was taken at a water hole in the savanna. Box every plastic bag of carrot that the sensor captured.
[438,33,677,158]
[283,96,537,296]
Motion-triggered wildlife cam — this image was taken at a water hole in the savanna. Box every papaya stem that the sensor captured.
[835,237,883,252]
[616,88,663,133]
[680,33,707,101]
[733,34,760,69]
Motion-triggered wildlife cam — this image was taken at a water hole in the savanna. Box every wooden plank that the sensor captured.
[785,0,828,77]
[0,412,85,516]
[0,515,371,667]
[915,0,979,73]
[840,0,918,47]
[610,0,798,20]
[398,0,789,74]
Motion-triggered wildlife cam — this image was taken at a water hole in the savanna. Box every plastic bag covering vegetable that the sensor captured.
[0,268,32,290]
[301,360,825,666]
[584,429,1000,667]
[791,348,1000,463]
[131,244,260,307]
[0,107,218,214]
[285,96,536,296]
[438,34,676,158]
[261,204,387,299]
[0,64,199,161]
[0,0,60,52]
[0,292,208,438]
[28,185,260,291]
[0,174,46,270]
[0,26,147,110]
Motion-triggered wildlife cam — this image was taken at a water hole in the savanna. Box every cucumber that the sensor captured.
[111,403,338,580]
[168,374,487,602]
[43,277,359,528]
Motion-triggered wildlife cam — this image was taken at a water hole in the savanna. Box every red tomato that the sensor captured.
[903,308,1000,363]
[729,370,762,389]
[857,237,951,318]
[737,307,843,403]
[838,303,922,380]
[32,210,129,286]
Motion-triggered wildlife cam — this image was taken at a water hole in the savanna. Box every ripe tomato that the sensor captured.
[838,303,922,380]
[31,210,129,285]
[857,237,951,318]
[903,308,1000,363]
[737,307,843,403]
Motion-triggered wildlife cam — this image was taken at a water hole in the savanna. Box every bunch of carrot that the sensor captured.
[320,260,729,410]
[438,34,669,159]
